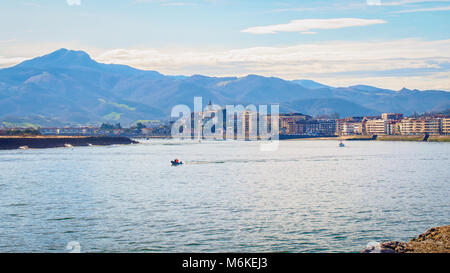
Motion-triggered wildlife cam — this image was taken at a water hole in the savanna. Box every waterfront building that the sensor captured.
[442,118,450,135]
[424,118,441,135]
[39,127,97,136]
[364,119,387,135]
[141,128,152,135]
[336,117,364,136]
[386,120,401,135]
[146,125,172,136]
[241,110,257,140]
[279,113,311,135]
[33,111,450,139]
[260,114,280,139]
[401,118,419,135]
[353,122,365,135]
[317,120,337,136]
[293,119,336,136]
[339,122,362,135]
[400,118,441,135]
[201,101,224,139]
[39,128,60,135]
[381,113,403,121]
[66,127,95,135]
[202,101,219,119]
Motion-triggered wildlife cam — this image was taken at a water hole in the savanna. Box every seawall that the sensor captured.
[0,136,138,150]
[282,135,450,142]
[376,135,426,141]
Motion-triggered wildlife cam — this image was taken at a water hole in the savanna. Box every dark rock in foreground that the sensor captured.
[363,225,450,253]
[0,136,137,150]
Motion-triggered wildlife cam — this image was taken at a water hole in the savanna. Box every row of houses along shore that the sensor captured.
[277,112,450,136]
[3,112,449,137]
[335,113,450,136]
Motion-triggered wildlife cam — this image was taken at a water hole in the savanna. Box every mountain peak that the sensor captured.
[399,87,412,92]
[16,48,97,69]
[292,79,330,89]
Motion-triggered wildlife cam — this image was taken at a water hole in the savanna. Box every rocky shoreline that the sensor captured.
[363,225,450,253]
[0,136,138,150]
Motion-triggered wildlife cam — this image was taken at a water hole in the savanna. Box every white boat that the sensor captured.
[64,143,73,148]
[19,146,29,150]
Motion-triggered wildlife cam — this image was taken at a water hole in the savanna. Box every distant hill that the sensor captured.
[280,98,379,118]
[0,48,449,127]
[292,79,330,89]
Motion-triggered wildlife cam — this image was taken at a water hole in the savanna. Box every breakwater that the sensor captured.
[0,136,137,150]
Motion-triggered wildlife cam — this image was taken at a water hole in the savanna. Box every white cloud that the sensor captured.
[378,0,450,6]
[241,18,387,34]
[0,56,29,67]
[94,39,450,90]
[393,5,450,12]
[1,39,449,90]
[66,0,81,6]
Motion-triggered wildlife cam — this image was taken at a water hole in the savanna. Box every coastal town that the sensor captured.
[1,111,449,139]
[1,0,450,257]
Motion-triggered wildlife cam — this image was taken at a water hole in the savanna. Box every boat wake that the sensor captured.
[184,158,301,165]
[185,160,226,165]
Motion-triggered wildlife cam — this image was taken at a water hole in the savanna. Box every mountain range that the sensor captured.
[0,48,449,127]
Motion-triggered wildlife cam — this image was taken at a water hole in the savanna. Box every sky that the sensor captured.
[0,0,449,90]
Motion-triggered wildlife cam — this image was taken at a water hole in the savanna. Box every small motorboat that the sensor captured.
[19,146,29,150]
[64,143,73,148]
[171,159,183,166]
[339,141,345,147]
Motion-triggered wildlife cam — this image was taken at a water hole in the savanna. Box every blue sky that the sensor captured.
[0,0,449,90]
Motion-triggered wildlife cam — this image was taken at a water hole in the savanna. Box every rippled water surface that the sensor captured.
[0,140,449,252]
